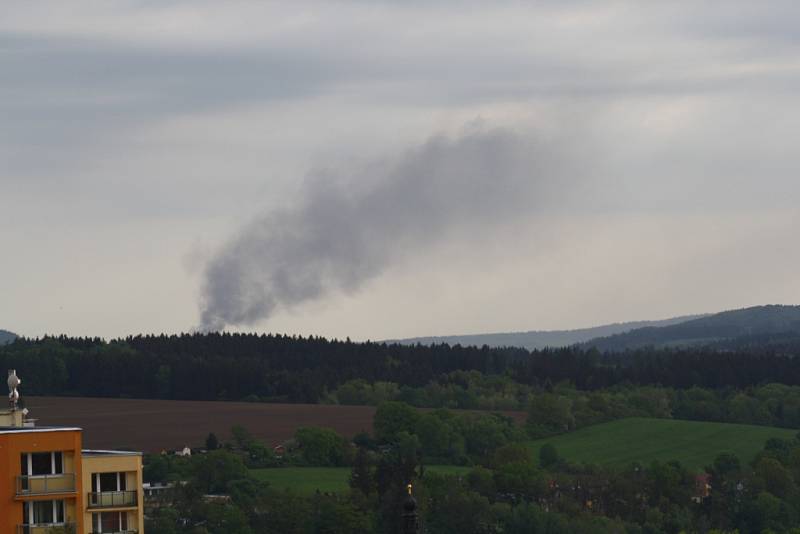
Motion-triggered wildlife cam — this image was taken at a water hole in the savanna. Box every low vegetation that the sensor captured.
[143,403,800,534]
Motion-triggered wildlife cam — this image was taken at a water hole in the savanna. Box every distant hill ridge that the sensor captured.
[0,329,16,345]
[387,314,707,351]
[583,304,800,352]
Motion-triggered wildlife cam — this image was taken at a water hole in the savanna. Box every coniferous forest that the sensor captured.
[3,332,800,403]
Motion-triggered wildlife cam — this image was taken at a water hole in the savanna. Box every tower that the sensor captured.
[401,483,420,534]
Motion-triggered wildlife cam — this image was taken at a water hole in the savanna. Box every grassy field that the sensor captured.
[250,419,793,492]
[251,465,471,494]
[529,417,797,472]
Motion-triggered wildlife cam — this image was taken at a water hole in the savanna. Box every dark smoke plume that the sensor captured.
[199,127,565,331]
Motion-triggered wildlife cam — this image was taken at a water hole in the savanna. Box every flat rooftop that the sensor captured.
[82,449,142,457]
[0,426,82,435]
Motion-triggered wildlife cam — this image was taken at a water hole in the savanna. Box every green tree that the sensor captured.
[647,460,691,506]
[492,443,532,469]
[527,393,574,436]
[307,493,373,534]
[206,432,219,450]
[246,441,278,468]
[415,410,465,462]
[231,425,254,450]
[755,457,794,498]
[425,483,494,534]
[374,401,420,443]
[228,477,271,513]
[467,466,496,498]
[457,413,515,460]
[200,502,252,534]
[350,447,375,496]
[748,491,792,533]
[155,364,171,398]
[707,452,743,530]
[538,443,559,469]
[494,461,546,500]
[192,449,249,494]
[729,393,772,425]
[144,507,179,534]
[250,490,310,534]
[143,454,169,483]
[295,427,351,466]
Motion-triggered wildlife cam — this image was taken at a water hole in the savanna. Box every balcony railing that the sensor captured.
[16,474,76,496]
[87,490,138,508]
[17,522,75,534]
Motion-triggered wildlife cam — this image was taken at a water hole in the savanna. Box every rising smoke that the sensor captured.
[199,126,568,331]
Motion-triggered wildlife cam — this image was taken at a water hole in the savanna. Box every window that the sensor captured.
[32,453,53,475]
[23,500,65,525]
[100,472,118,491]
[93,511,128,533]
[21,451,64,476]
[92,472,127,492]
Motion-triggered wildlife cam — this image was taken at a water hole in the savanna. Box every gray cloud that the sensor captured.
[199,127,570,330]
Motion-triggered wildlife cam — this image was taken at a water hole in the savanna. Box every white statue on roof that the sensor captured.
[7,369,20,410]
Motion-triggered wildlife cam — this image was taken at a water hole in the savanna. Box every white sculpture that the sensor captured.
[7,369,21,409]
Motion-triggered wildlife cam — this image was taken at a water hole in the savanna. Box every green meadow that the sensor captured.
[529,417,797,472]
[250,465,471,495]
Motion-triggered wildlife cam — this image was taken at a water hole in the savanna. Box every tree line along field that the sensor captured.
[23,396,526,452]
[528,417,797,472]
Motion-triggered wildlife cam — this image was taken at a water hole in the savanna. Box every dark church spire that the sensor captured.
[402,483,420,534]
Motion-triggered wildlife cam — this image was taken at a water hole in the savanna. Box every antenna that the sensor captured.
[7,369,21,410]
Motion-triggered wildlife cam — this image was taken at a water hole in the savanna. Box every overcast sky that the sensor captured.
[2,1,799,340]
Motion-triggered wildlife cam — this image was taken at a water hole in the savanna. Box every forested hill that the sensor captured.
[584,304,800,352]
[0,329,16,345]
[387,314,705,350]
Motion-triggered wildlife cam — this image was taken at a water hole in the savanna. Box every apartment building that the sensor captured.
[1,370,144,534]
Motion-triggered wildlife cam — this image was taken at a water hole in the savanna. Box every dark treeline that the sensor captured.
[2,333,800,403]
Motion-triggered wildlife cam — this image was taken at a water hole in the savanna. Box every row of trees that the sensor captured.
[323,377,800,433]
[526,383,800,435]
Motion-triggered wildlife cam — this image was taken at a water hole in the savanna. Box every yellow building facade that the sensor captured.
[1,371,145,534]
[81,452,144,534]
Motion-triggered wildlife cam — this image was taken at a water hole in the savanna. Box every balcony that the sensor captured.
[87,490,138,508]
[16,474,76,496]
[17,523,75,534]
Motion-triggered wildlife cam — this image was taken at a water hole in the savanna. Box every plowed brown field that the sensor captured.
[24,396,526,452]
